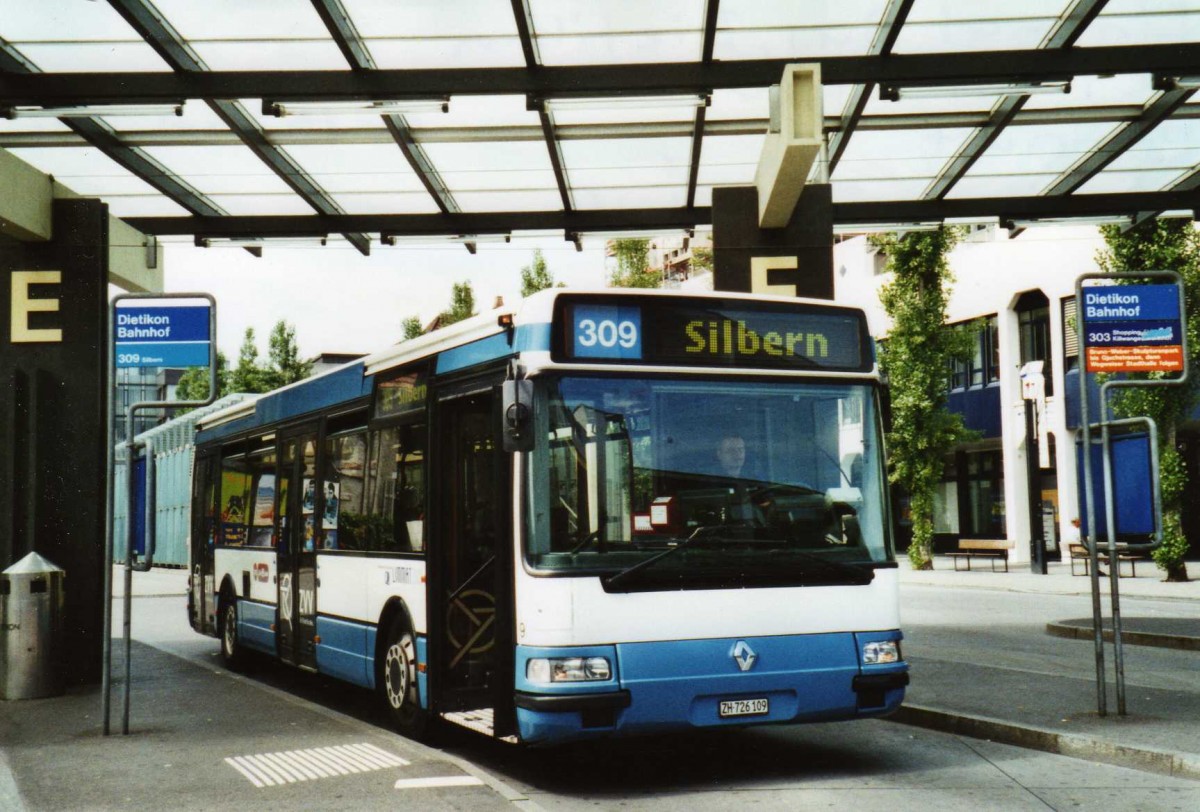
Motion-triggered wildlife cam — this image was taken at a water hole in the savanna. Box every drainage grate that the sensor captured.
[225,742,410,788]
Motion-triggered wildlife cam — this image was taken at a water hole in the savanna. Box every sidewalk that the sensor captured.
[894,556,1200,780]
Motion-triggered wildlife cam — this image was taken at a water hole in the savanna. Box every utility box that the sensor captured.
[1,552,66,700]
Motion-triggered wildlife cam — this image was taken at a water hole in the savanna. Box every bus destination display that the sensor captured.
[558,297,868,371]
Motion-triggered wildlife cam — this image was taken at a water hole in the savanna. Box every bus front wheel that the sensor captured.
[219,596,246,670]
[380,621,429,738]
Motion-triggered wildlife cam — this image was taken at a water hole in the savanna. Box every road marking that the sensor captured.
[225,743,410,787]
[394,776,485,789]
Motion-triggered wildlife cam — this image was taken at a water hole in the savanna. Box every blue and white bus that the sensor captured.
[188,289,907,744]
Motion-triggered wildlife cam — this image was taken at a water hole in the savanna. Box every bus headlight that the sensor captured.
[526,657,612,683]
[862,641,900,665]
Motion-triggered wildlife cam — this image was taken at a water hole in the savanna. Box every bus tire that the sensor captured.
[379,619,429,739]
[219,594,247,671]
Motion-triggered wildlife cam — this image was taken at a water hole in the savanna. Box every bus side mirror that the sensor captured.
[501,379,535,453]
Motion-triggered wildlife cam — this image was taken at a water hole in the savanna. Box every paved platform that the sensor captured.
[895,557,1200,781]
[3,560,1198,809]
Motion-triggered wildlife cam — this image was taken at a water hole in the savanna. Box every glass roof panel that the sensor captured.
[1102,120,1200,172]
[141,146,298,195]
[539,33,701,65]
[946,173,1061,199]
[696,134,764,187]
[714,26,876,60]
[573,186,688,210]
[421,142,554,183]
[863,91,1002,118]
[151,0,330,39]
[192,41,349,71]
[345,0,517,37]
[833,128,976,179]
[569,165,690,189]
[454,190,567,212]
[708,89,769,122]
[281,145,427,193]
[14,43,170,72]
[965,122,1120,177]
[329,192,441,215]
[1076,8,1200,47]
[530,0,703,33]
[560,138,691,193]
[368,36,525,69]
[208,194,316,216]
[718,1,889,28]
[905,0,1071,22]
[0,117,72,134]
[443,168,558,193]
[1076,169,1189,195]
[105,197,192,218]
[832,178,934,203]
[0,0,144,40]
[413,95,538,129]
[53,172,160,197]
[892,19,1056,54]
[7,146,145,189]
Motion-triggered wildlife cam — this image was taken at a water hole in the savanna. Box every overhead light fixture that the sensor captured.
[880,81,1071,102]
[535,94,709,114]
[1004,215,1132,229]
[1153,74,1200,91]
[194,236,328,248]
[565,228,695,242]
[381,233,511,246]
[3,102,185,119]
[832,222,942,235]
[264,99,450,117]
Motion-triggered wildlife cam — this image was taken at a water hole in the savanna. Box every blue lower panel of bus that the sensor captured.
[514,632,907,744]
[238,600,276,655]
[316,616,373,688]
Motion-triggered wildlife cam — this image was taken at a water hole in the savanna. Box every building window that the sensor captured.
[949,316,999,392]
[1016,290,1053,396]
[1061,296,1079,372]
[960,449,1005,538]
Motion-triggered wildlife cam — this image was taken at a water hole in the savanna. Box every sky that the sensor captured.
[161,236,612,360]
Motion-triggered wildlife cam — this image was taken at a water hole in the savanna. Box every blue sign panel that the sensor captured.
[115,304,211,368]
[571,304,643,360]
[1083,320,1180,347]
[1081,284,1180,323]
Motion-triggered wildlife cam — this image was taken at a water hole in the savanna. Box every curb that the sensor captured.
[1045,622,1200,652]
[888,704,1200,781]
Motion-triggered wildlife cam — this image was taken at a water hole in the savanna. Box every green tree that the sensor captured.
[173,351,229,411]
[439,281,476,327]
[401,315,423,340]
[876,228,976,570]
[1098,219,1200,582]
[520,249,562,297]
[691,246,714,277]
[229,327,269,393]
[263,320,312,389]
[608,239,661,289]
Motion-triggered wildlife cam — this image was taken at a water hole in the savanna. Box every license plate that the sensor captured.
[718,698,769,718]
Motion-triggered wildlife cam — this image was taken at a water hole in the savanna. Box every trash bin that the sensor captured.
[1,552,66,700]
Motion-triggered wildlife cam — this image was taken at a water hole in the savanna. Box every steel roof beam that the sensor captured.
[1044,87,1195,197]
[5,42,1199,104]
[685,0,720,208]
[828,0,914,173]
[311,0,459,217]
[1128,164,1200,230]
[0,37,226,221]
[121,190,1200,239]
[921,0,1111,201]
[106,0,372,256]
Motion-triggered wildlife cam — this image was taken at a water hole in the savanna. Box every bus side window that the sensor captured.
[365,423,426,554]
[323,430,367,551]
[219,448,251,547]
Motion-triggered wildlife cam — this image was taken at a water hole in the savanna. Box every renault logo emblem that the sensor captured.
[731,640,757,672]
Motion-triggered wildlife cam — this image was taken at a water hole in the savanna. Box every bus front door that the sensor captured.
[432,388,515,737]
[276,428,319,670]
[190,453,217,635]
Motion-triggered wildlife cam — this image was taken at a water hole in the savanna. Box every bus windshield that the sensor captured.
[524,375,893,590]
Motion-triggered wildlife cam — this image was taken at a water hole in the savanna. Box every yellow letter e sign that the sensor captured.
[10,270,64,343]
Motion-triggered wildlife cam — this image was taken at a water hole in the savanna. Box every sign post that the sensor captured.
[1076,273,1187,718]
[103,293,217,736]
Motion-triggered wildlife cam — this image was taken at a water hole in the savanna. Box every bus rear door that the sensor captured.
[276,427,319,670]
[190,452,217,635]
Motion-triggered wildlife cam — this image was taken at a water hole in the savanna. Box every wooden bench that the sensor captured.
[1068,543,1150,578]
[945,539,1010,572]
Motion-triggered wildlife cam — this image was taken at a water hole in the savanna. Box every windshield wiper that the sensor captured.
[601,525,728,590]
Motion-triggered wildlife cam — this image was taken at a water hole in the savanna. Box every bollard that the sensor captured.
[0,552,66,700]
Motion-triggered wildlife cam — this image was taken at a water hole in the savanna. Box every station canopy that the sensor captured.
[1,0,1198,254]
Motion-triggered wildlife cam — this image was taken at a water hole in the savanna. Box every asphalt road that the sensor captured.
[117,586,1200,811]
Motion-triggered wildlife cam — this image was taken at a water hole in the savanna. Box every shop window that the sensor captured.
[960,449,1005,538]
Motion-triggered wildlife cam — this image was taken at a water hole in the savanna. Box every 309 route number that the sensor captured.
[577,318,638,349]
